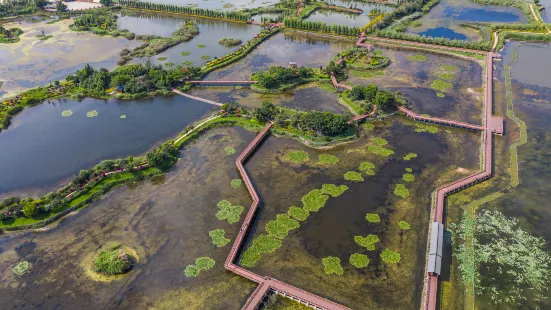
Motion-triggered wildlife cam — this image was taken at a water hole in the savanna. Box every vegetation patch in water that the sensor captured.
[180,51,190,56]
[61,110,73,117]
[394,184,409,198]
[230,179,242,188]
[164,62,174,67]
[197,44,206,48]
[266,214,300,239]
[209,229,231,247]
[86,110,98,118]
[286,150,309,163]
[349,253,369,268]
[402,173,415,182]
[184,257,215,277]
[218,38,242,47]
[359,161,376,175]
[301,189,329,212]
[372,137,388,146]
[240,234,282,267]
[182,60,193,66]
[12,261,31,276]
[365,213,380,223]
[431,80,452,93]
[406,167,412,172]
[94,246,133,275]
[380,248,401,264]
[415,123,438,134]
[439,73,454,80]
[368,145,394,157]
[157,56,167,61]
[200,55,211,60]
[287,206,310,221]
[437,92,445,98]
[441,65,456,71]
[407,54,427,62]
[215,200,244,224]
[322,256,344,275]
[403,153,417,161]
[355,234,380,251]
[344,171,364,182]
[224,146,236,155]
[318,154,339,164]
[320,184,348,197]
[397,220,411,230]
[120,115,127,119]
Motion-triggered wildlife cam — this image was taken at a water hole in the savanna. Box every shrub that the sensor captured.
[394,184,409,198]
[355,234,380,250]
[380,248,401,264]
[350,253,369,268]
[365,213,380,223]
[12,261,31,276]
[288,206,310,221]
[344,171,364,182]
[322,256,344,275]
[209,229,231,247]
[320,184,348,197]
[397,220,411,230]
[94,247,133,275]
[218,38,242,47]
[22,201,38,218]
[230,179,242,188]
[265,214,300,239]
[286,150,309,163]
[318,154,339,164]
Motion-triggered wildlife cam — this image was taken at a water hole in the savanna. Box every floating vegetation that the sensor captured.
[322,256,344,275]
[301,189,329,212]
[61,110,73,117]
[344,171,364,182]
[441,64,456,71]
[415,123,438,134]
[365,213,380,223]
[180,51,190,56]
[350,69,385,79]
[157,56,167,61]
[209,229,231,247]
[230,179,242,188]
[287,206,310,221]
[380,248,401,264]
[197,44,206,48]
[86,110,98,118]
[215,200,244,224]
[224,146,236,155]
[318,154,339,164]
[439,73,454,80]
[320,184,348,197]
[349,253,369,268]
[266,214,300,239]
[407,54,427,62]
[397,220,411,230]
[240,234,282,267]
[405,167,412,172]
[402,173,415,182]
[359,161,376,175]
[222,3,234,8]
[164,62,174,67]
[120,115,127,119]
[431,79,453,93]
[372,137,388,146]
[286,150,309,163]
[184,257,215,277]
[437,92,445,98]
[394,184,409,198]
[200,55,211,60]
[12,261,31,276]
[368,145,394,157]
[182,60,193,66]
[403,153,417,161]
[355,234,380,251]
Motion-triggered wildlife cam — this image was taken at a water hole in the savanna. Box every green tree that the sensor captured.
[55,1,67,12]
[23,201,38,218]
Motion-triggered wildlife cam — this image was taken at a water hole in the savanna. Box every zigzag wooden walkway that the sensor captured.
[172,89,223,106]
[398,106,484,131]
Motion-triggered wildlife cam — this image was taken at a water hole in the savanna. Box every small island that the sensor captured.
[0,25,23,43]
[251,65,327,93]
[94,246,133,276]
[218,38,242,47]
[339,48,390,70]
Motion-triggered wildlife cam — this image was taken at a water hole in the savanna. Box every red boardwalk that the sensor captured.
[186,80,256,84]
[398,106,484,131]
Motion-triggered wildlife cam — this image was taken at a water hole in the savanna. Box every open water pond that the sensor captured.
[205,31,353,80]
[0,126,259,309]
[137,0,270,11]
[0,18,140,98]
[542,0,551,22]
[121,10,260,67]
[306,1,394,28]
[406,0,528,41]
[240,117,480,309]
[0,96,217,197]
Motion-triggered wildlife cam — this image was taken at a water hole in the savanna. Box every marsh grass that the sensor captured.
[380,248,401,264]
[365,213,380,223]
[184,257,215,277]
[368,145,394,157]
[355,234,380,251]
[349,253,369,268]
[12,261,31,276]
[288,206,310,221]
[224,146,236,155]
[403,153,417,161]
[394,184,409,198]
[344,171,364,182]
[286,150,309,163]
[322,256,344,275]
[431,80,452,93]
[402,173,415,182]
[397,220,411,230]
[209,229,231,247]
[320,184,349,197]
[94,246,132,275]
[240,234,282,267]
[407,54,427,62]
[230,179,242,188]
[318,154,339,164]
[86,110,98,118]
[266,214,300,239]
[61,110,73,117]
[215,200,244,224]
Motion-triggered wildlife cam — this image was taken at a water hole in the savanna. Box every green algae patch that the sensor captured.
[344,171,364,182]
[407,54,427,62]
[402,173,415,182]
[224,146,236,155]
[394,184,409,198]
[286,150,309,163]
[320,184,348,197]
[120,115,127,119]
[288,206,310,221]
[266,214,300,239]
[322,256,344,275]
[368,145,394,157]
[230,179,242,188]
[431,80,452,93]
[86,110,98,118]
[439,73,454,80]
[215,200,244,224]
[318,154,339,164]
[365,213,380,223]
[403,153,417,161]
[437,92,445,98]
[441,64,456,71]
[240,234,282,267]
[197,44,206,48]
[209,229,231,247]
[157,56,167,61]
[397,220,411,230]
[302,189,329,212]
[372,137,388,146]
[381,249,401,264]
[180,51,190,56]
[415,123,438,134]
[355,234,380,251]
[349,253,369,268]
[359,161,376,175]
[61,110,73,117]
[12,261,31,276]
[185,257,215,277]
[406,167,413,172]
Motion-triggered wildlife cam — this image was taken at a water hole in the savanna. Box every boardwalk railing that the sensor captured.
[185,80,256,86]
[330,72,352,91]
[172,89,223,106]
[398,106,484,131]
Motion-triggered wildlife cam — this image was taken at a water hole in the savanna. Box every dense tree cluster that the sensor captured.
[0,0,45,17]
[283,17,362,36]
[119,0,251,21]
[71,9,136,39]
[0,25,23,43]
[348,84,398,111]
[253,65,314,88]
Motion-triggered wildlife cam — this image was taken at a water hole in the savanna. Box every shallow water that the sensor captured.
[0,96,216,197]
[134,0,269,11]
[417,27,467,40]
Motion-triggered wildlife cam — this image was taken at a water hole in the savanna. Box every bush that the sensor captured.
[94,246,133,275]
[22,201,38,218]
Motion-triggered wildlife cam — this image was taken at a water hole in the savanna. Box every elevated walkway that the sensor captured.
[172,89,223,106]
[185,80,256,86]
[398,106,484,131]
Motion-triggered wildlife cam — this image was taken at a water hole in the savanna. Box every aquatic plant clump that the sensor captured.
[431,79,453,93]
[349,253,369,268]
[322,256,344,275]
[441,64,456,71]
[215,200,244,224]
[265,214,300,239]
[439,73,454,80]
[301,189,329,212]
[368,145,394,157]
[394,184,409,198]
[372,137,388,146]
[365,213,380,223]
[344,171,364,182]
[180,51,190,56]
[86,110,98,118]
[184,257,215,277]
[240,234,283,267]
[286,150,309,163]
[397,220,411,230]
[209,229,231,247]
[224,146,236,155]
[61,110,73,117]
[12,261,31,276]
[406,168,412,172]
[402,173,415,182]
[355,234,380,250]
[287,206,310,221]
[318,154,339,164]
[120,115,127,119]
[320,184,349,198]
[197,44,205,48]
[94,247,133,275]
[218,38,242,47]
[437,92,445,98]
[230,179,242,188]
[403,153,417,161]
[184,264,199,277]
[407,54,427,62]
[359,161,376,175]
[415,123,438,134]
[200,55,211,60]
[157,56,167,61]
[380,248,401,264]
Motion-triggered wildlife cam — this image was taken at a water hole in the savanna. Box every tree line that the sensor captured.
[119,0,251,21]
[376,29,492,51]
[283,17,362,36]
[0,0,45,17]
